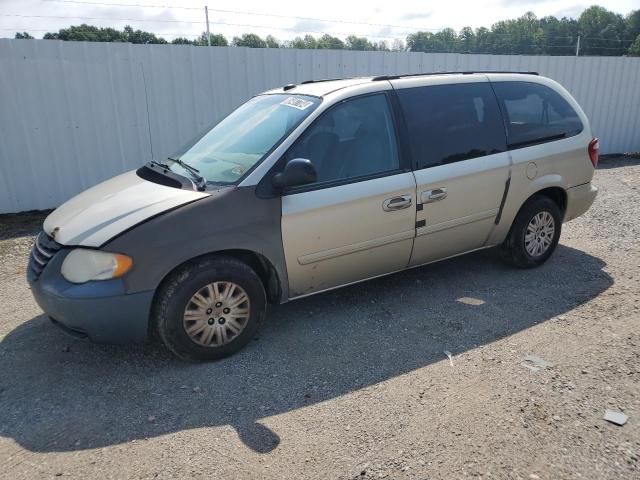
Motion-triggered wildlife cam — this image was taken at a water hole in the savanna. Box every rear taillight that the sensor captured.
[588,138,599,168]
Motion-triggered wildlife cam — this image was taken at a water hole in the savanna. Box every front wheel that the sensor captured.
[501,195,562,268]
[154,256,266,361]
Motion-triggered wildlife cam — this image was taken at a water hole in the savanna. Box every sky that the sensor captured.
[0,0,637,42]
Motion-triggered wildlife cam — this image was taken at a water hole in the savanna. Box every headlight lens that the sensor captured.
[61,249,133,283]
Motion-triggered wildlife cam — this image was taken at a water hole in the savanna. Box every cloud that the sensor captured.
[290,19,329,34]
[499,0,548,5]
[552,4,587,19]
[398,11,433,21]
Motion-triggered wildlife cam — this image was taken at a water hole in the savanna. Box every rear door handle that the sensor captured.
[383,194,413,211]
[422,188,447,204]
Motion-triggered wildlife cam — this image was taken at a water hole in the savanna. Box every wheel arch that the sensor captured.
[533,186,567,217]
[490,175,569,246]
[152,249,284,310]
[503,185,567,241]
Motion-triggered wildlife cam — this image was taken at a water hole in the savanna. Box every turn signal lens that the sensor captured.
[112,254,133,278]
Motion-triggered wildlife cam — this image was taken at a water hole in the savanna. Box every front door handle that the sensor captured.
[383,194,413,212]
[422,188,447,204]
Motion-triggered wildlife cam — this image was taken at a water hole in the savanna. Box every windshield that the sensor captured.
[168,94,320,185]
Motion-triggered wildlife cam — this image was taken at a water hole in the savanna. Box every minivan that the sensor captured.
[28,72,599,361]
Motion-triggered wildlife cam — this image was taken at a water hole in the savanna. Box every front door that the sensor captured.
[391,79,511,265]
[279,93,416,298]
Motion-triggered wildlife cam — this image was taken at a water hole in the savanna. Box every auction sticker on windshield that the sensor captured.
[280,97,314,110]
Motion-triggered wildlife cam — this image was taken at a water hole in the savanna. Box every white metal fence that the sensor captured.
[1,39,639,213]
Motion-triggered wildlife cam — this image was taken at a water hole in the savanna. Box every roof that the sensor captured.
[261,71,541,98]
[262,77,374,97]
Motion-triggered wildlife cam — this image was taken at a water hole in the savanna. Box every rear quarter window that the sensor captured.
[492,81,583,149]
[396,82,507,170]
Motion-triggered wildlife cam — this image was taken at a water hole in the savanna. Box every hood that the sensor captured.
[43,170,210,247]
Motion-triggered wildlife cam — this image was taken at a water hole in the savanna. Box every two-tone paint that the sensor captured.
[29,73,598,343]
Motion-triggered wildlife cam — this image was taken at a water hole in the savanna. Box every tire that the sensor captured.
[154,255,266,362]
[501,194,562,268]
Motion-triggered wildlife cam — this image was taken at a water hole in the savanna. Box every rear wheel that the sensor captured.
[501,195,562,268]
[154,256,266,361]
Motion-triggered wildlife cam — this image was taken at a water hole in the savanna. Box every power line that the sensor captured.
[0,14,408,39]
[3,26,633,52]
[33,2,640,44]
[41,0,450,31]
[1,13,205,24]
[5,14,635,45]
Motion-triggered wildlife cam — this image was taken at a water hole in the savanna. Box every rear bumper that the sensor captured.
[564,182,598,222]
[28,251,153,343]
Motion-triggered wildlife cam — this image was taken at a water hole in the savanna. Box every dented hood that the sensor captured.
[43,170,209,247]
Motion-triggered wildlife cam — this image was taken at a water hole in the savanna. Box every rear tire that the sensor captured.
[154,255,266,362]
[501,195,562,268]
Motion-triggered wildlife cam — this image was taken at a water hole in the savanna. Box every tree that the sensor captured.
[406,31,436,52]
[578,6,626,56]
[474,27,493,53]
[286,35,316,49]
[625,10,640,52]
[15,6,640,56]
[391,39,405,51]
[539,16,578,56]
[457,27,475,53]
[232,33,267,48]
[265,35,280,48]
[171,37,194,45]
[194,32,228,46]
[317,34,345,50]
[42,24,168,44]
[630,34,640,56]
[345,35,375,50]
[123,25,167,44]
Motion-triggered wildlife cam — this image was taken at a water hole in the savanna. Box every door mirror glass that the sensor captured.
[273,158,317,189]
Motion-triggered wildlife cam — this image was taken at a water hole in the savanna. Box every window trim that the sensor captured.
[491,81,584,151]
[394,81,508,172]
[258,91,410,197]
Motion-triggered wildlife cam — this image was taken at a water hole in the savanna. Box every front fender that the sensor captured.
[104,186,288,302]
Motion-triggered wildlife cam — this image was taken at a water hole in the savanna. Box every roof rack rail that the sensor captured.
[300,77,352,85]
[372,71,539,81]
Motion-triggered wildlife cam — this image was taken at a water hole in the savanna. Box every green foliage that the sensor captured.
[406,7,638,56]
[40,24,167,44]
[232,33,267,48]
[14,6,640,56]
[265,35,280,48]
[194,32,228,46]
[578,6,626,55]
[630,34,640,56]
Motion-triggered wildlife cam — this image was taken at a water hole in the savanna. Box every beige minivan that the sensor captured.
[29,71,598,361]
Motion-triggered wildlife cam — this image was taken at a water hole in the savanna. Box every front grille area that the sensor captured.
[28,231,62,282]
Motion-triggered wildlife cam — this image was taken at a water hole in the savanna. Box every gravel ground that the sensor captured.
[0,156,638,479]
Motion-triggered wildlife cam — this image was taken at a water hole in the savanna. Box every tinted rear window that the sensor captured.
[492,81,583,148]
[396,82,506,170]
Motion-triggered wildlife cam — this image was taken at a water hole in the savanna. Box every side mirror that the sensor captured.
[272,158,317,189]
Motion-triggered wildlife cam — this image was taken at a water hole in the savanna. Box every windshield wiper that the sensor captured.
[167,157,207,190]
[168,157,201,176]
[150,160,171,170]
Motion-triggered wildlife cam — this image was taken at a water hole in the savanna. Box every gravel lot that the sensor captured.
[0,156,638,479]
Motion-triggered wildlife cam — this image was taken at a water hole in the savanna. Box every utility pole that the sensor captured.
[205,6,211,46]
[575,35,580,56]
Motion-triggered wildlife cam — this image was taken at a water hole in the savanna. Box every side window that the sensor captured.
[396,83,506,170]
[285,94,400,185]
[492,81,583,148]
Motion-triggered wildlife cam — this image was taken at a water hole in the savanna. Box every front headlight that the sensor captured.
[61,249,133,283]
